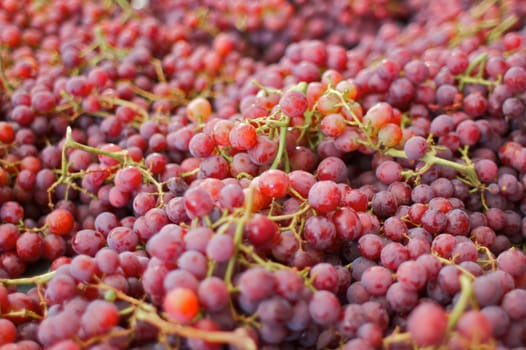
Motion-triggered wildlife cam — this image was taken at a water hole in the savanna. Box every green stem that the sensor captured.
[447,274,474,332]
[100,96,149,121]
[65,127,128,162]
[238,245,283,271]
[470,0,499,18]
[270,116,290,170]
[434,255,476,280]
[217,146,233,162]
[457,76,498,89]
[94,26,112,54]
[151,58,167,83]
[89,111,114,119]
[0,270,56,286]
[296,109,314,143]
[330,88,379,149]
[466,53,488,77]
[207,259,216,277]
[60,91,81,111]
[55,128,165,207]
[96,282,156,311]
[224,186,254,285]
[138,167,165,207]
[488,15,518,43]
[251,80,283,96]
[267,202,311,221]
[130,84,167,101]
[97,282,257,349]
[382,332,412,348]
[1,309,43,320]
[136,308,257,350]
[181,167,200,178]
[384,148,477,180]
[329,89,363,127]
[0,50,14,95]
[47,129,73,208]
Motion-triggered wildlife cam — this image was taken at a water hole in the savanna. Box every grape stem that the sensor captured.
[1,309,43,320]
[446,274,474,332]
[80,327,134,348]
[224,185,255,288]
[51,127,166,207]
[238,245,290,272]
[151,58,167,83]
[476,244,497,270]
[434,254,476,280]
[382,330,412,348]
[0,48,14,95]
[488,15,518,43]
[92,25,129,60]
[270,115,290,170]
[65,127,128,162]
[266,201,311,221]
[47,127,127,208]
[136,310,258,349]
[470,0,499,18]
[0,270,56,286]
[384,148,480,188]
[96,283,257,349]
[100,96,149,122]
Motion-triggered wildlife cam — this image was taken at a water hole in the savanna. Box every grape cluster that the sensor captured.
[0,0,525,349]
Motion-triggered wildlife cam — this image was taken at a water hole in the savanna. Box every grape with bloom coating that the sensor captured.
[163,288,200,324]
[407,302,448,347]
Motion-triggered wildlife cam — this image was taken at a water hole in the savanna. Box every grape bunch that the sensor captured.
[0,0,525,349]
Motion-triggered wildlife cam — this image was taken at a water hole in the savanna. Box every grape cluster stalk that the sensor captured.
[0,0,526,349]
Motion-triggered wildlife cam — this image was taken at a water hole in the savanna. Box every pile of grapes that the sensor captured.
[0,0,526,349]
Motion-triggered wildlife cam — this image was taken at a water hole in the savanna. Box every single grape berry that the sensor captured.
[237,267,276,302]
[378,123,403,147]
[0,319,16,345]
[474,159,498,182]
[407,302,448,347]
[114,166,143,193]
[361,266,393,296]
[308,290,341,326]
[456,119,480,146]
[187,97,212,122]
[45,209,75,236]
[279,89,308,118]
[163,287,200,324]
[257,169,289,199]
[80,299,120,337]
[404,136,428,160]
[504,66,526,93]
[308,180,340,214]
[229,123,257,151]
[0,122,15,144]
[363,102,393,131]
[455,310,492,344]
